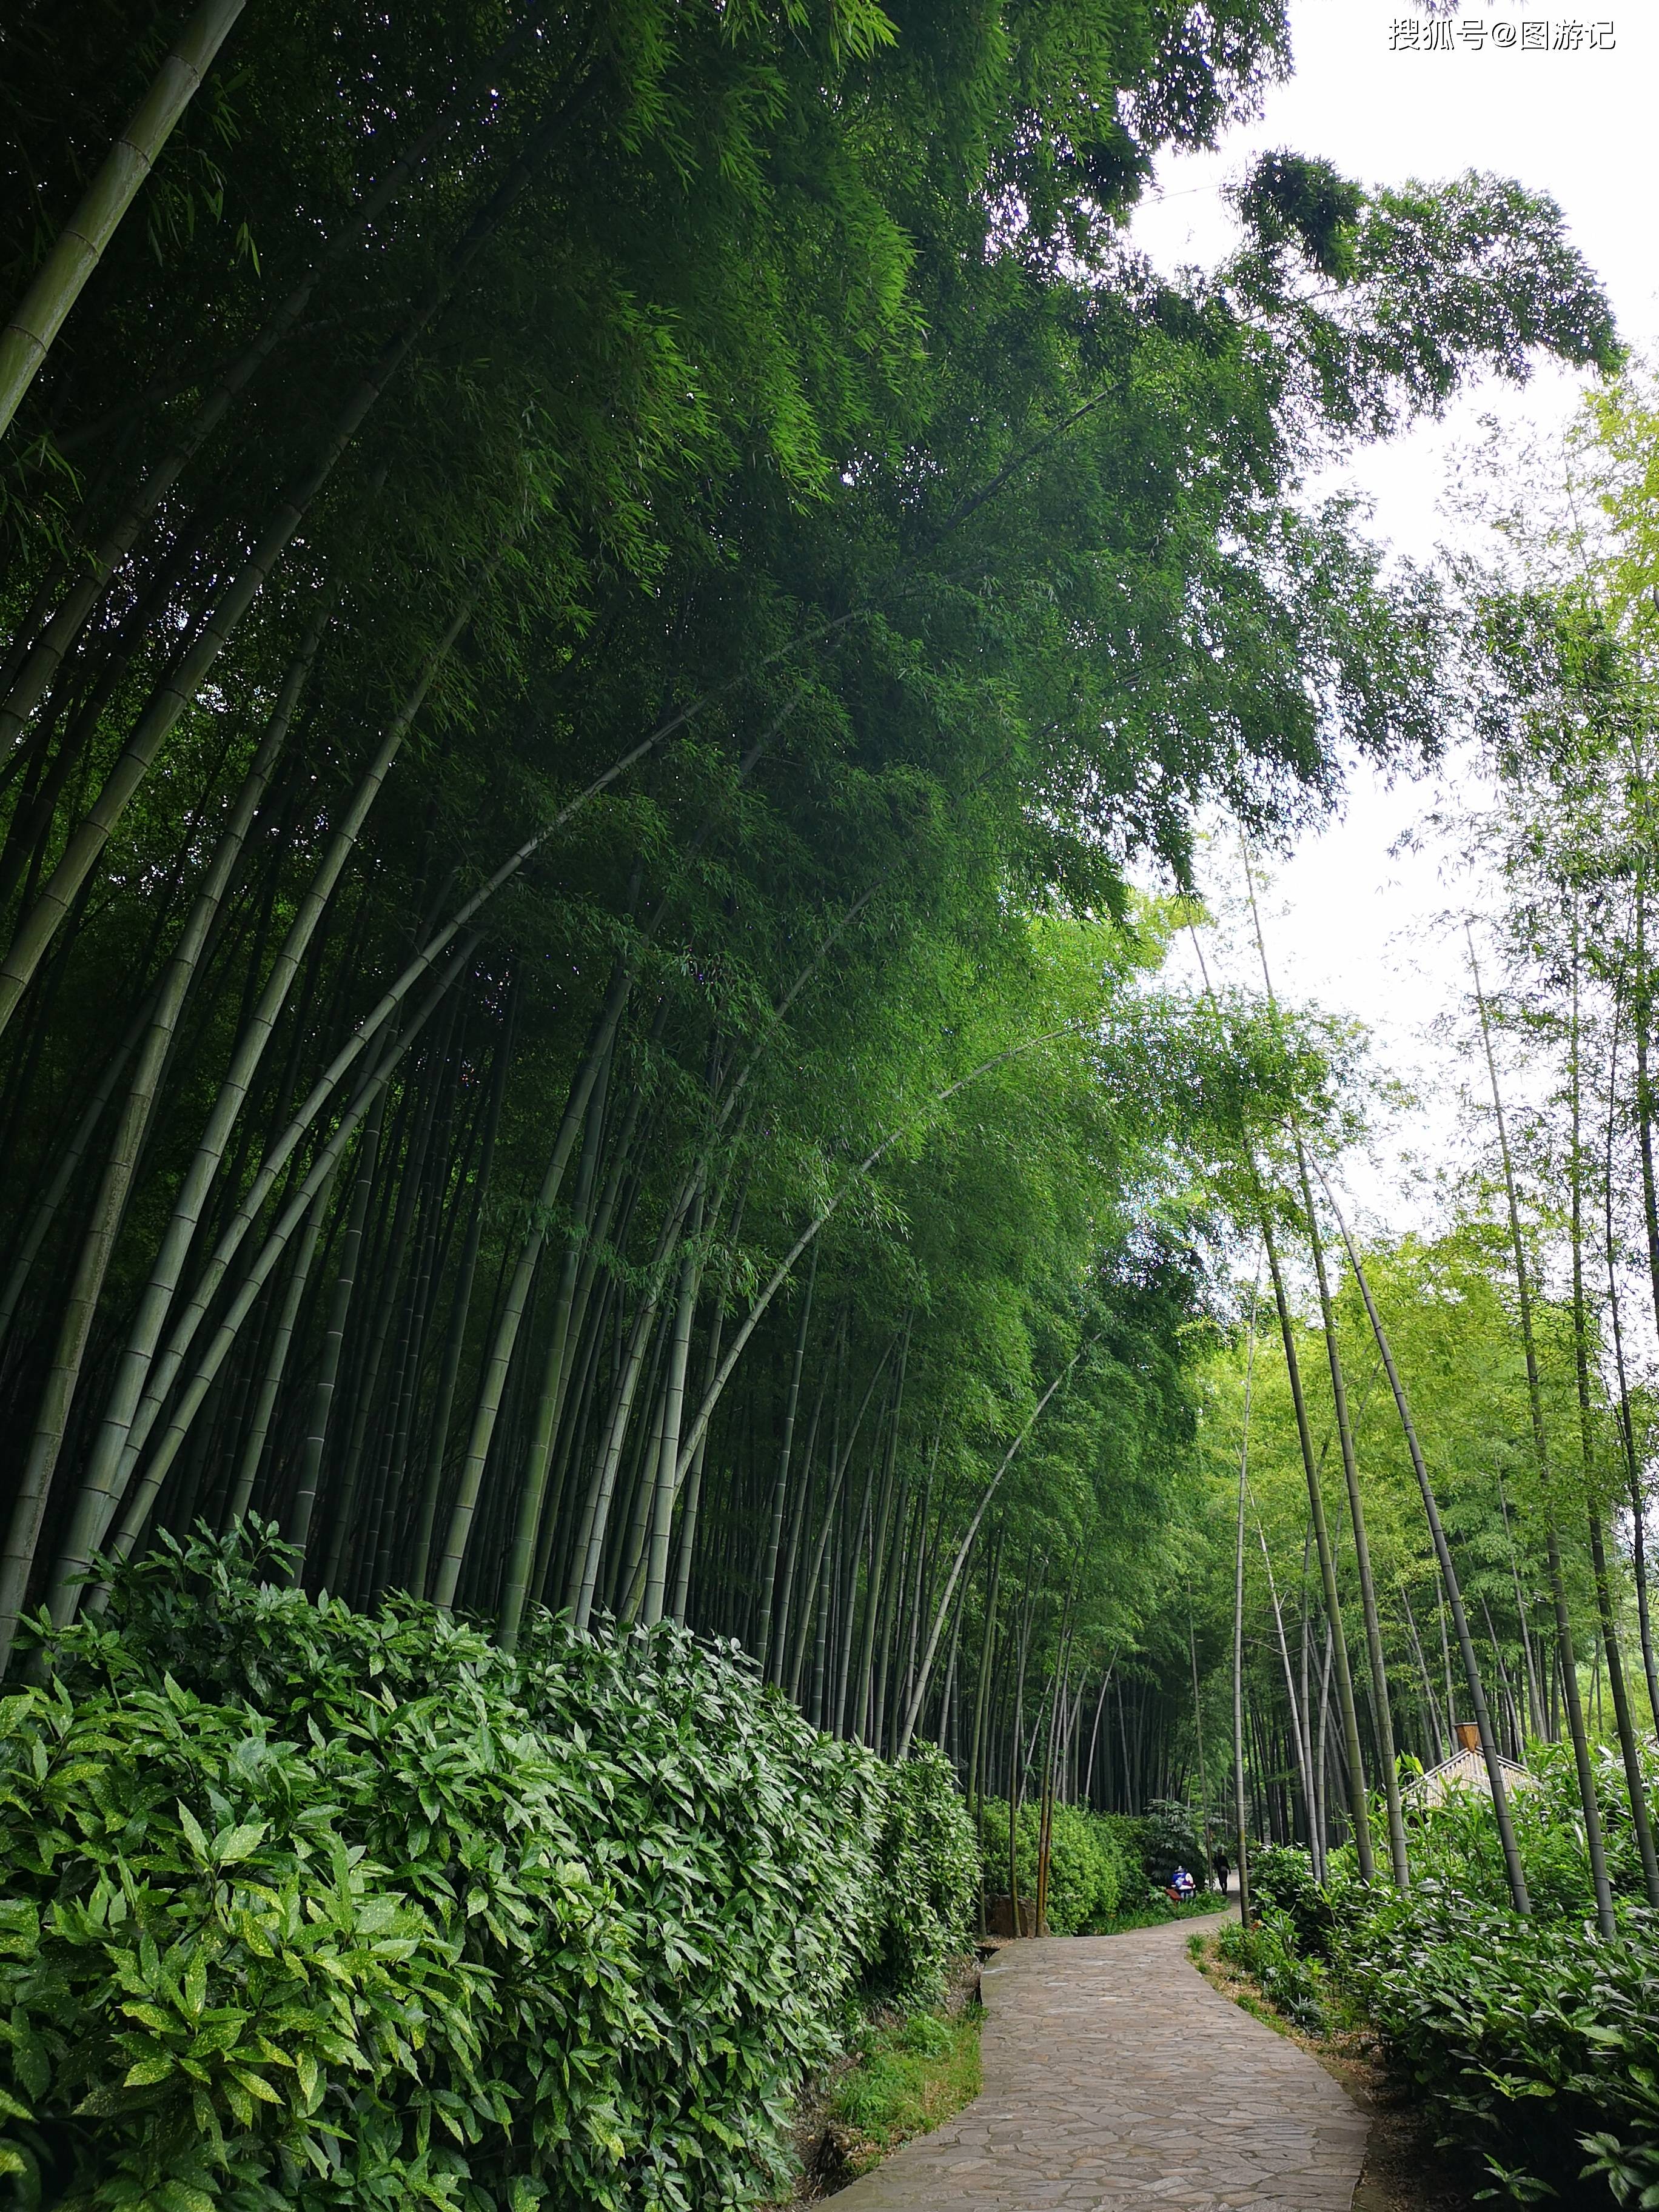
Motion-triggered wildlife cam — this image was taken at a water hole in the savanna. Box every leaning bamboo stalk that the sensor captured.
[430,966,634,1611]
[638,1208,708,1628]
[1241,843,1407,1883]
[0,0,247,440]
[773,1350,833,1689]
[226,1168,336,1526]
[1295,1143,1409,1885]
[794,1330,900,1684]
[19,617,326,1643]
[1605,1013,1659,1731]
[284,1087,389,1577]
[565,1167,705,1631]
[609,1347,671,1619]
[1567,931,1659,1903]
[96,957,469,1577]
[1397,1582,1444,1766]
[1251,1490,1317,1872]
[851,1330,908,1741]
[537,1102,665,1610]
[408,992,514,1595]
[495,1021,614,1644]
[370,1021,467,1592]
[1494,1462,1546,1742]
[1235,1275,1259,1925]
[323,1049,441,1597]
[671,1028,1076,1494]
[756,1245,818,1671]
[1313,1161,1532,1917]
[1261,1218,1375,1880]
[896,1344,1091,1758]
[73,587,491,1540]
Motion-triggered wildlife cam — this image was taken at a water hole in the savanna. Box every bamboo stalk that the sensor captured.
[896,1346,1090,1758]
[22,616,327,1646]
[71,588,491,1541]
[432,966,633,1611]
[1567,924,1659,1903]
[755,1244,817,1672]
[1469,930,1610,1933]
[1261,1218,1376,1882]
[1314,1162,1532,1917]
[226,1170,335,1526]
[0,0,248,440]
[98,960,466,1577]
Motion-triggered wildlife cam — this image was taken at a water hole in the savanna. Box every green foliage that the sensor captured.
[858,1745,978,2002]
[0,1527,978,2211]
[1096,1812,1152,1877]
[1250,1758,1659,2203]
[976,1800,1129,1933]
[1247,1844,1333,1959]
[1215,1906,1332,2036]
[1396,1737,1659,1922]
[828,2001,983,2169]
[1234,151,1362,281]
[1141,1798,1205,1885]
[1335,1888,1659,2207]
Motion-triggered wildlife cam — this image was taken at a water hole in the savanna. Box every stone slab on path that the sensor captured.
[833,1912,1369,2212]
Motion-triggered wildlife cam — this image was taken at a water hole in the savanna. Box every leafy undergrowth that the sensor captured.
[977,1799,1131,1930]
[824,1997,984,2181]
[766,1952,984,2204]
[1,1523,980,2212]
[1238,1811,1659,2208]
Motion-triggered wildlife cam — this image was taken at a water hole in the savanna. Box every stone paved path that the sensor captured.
[833,1914,1369,2211]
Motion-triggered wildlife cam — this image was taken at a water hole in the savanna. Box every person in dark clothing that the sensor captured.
[1212,1847,1230,1894]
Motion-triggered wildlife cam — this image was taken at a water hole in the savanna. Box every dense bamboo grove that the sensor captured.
[0,0,1628,1844]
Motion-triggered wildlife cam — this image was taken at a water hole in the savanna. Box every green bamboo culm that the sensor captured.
[0,0,248,442]
[1468,927,1611,1937]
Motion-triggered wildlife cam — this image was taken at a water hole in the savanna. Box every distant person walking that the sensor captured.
[1212,1847,1230,1895]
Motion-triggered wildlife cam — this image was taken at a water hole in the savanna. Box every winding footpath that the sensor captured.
[836,1914,1369,2212]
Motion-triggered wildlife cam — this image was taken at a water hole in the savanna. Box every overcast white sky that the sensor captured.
[1129,0,1654,1222]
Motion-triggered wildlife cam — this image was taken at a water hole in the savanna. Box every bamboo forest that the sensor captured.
[3,3,1658,2208]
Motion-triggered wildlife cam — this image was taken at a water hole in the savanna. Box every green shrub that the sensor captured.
[1399,1735,1659,1923]
[865,1746,978,2000]
[1216,1905,1332,2034]
[1247,1843,1332,1958]
[1096,1812,1150,1881]
[1,1523,979,2211]
[1333,1883,1659,2205]
[976,1799,1128,1932]
[1245,1743,1659,2207]
[1142,1797,1205,1886]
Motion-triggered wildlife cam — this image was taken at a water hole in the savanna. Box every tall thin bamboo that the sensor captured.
[1315,1163,1532,1917]
[1469,930,1610,1934]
